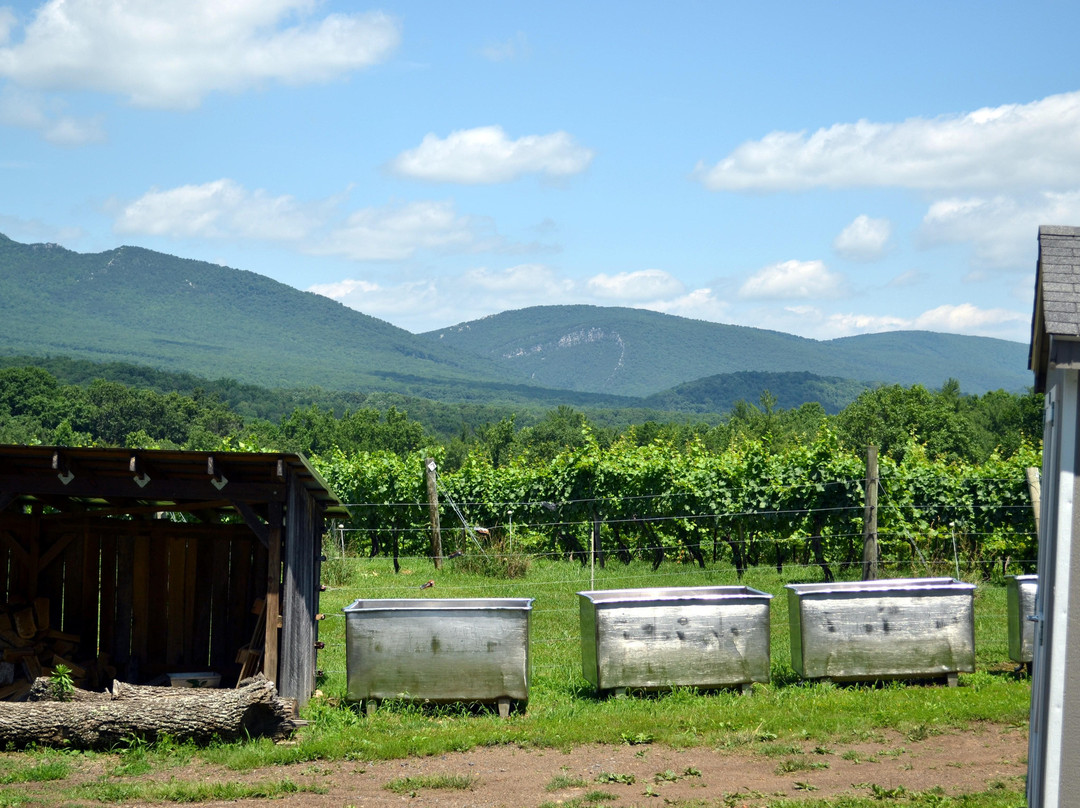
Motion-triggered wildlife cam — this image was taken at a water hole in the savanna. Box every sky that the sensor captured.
[2,1,1080,343]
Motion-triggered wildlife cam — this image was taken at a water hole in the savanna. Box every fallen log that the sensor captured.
[0,675,300,749]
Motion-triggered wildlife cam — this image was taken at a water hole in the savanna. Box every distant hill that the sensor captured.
[422,305,1030,396]
[644,371,874,415]
[1,235,1031,418]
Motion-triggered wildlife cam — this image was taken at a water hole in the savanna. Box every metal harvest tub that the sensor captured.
[343,597,533,717]
[578,586,773,696]
[785,577,976,685]
[1006,574,1038,666]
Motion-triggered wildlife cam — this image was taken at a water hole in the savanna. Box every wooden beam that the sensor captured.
[231,500,269,548]
[0,529,30,565]
[263,501,283,686]
[0,474,285,503]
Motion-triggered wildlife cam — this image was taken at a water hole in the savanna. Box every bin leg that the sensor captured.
[946,673,959,688]
[364,699,377,716]
[740,682,753,695]
[497,698,511,719]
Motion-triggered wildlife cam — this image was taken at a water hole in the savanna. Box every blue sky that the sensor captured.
[3,1,1079,342]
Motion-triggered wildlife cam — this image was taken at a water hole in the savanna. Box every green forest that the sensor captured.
[0,358,1044,583]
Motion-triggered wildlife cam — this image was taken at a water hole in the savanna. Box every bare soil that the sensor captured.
[1,724,1027,807]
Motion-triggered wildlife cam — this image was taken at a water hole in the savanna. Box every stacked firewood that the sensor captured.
[0,597,116,701]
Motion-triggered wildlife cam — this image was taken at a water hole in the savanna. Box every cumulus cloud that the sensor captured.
[0,85,103,144]
[833,215,892,261]
[0,7,15,45]
[308,277,440,319]
[115,179,322,240]
[114,180,496,262]
[911,302,1025,333]
[738,259,846,300]
[0,0,400,108]
[389,125,594,184]
[635,288,731,322]
[586,269,685,301]
[319,200,482,261]
[464,264,574,296]
[921,190,1080,269]
[695,90,1080,193]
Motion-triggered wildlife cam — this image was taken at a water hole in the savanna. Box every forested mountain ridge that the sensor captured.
[422,305,1030,397]
[0,233,515,396]
[1,234,1030,410]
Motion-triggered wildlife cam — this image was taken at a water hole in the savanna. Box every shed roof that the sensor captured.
[0,444,347,520]
[1030,225,1080,391]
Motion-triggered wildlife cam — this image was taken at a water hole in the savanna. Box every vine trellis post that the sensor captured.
[862,445,879,580]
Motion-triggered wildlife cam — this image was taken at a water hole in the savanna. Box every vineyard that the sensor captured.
[314,428,1042,584]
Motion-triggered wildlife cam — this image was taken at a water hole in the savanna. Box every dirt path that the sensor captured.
[2,724,1027,807]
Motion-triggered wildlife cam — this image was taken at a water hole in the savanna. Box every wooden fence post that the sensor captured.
[1026,466,1041,533]
[425,458,442,569]
[862,446,879,580]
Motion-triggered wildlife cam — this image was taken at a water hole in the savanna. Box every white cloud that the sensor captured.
[0,8,15,45]
[586,269,684,301]
[308,277,440,318]
[921,190,1080,269]
[389,125,594,184]
[635,288,731,322]
[319,200,481,261]
[0,0,400,108]
[481,32,530,62]
[115,179,320,240]
[464,264,574,296]
[0,85,103,144]
[833,215,891,261]
[911,302,1025,334]
[738,259,846,300]
[696,90,1080,193]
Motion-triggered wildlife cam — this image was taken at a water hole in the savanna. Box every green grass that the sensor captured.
[1,558,1031,808]
[383,774,478,794]
[71,777,318,803]
[0,756,71,784]
[189,557,1028,776]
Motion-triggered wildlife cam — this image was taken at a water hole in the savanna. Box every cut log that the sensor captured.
[1,675,300,749]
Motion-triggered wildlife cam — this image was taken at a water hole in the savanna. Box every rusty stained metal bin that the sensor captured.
[343,597,533,717]
[1006,574,1038,665]
[786,577,976,685]
[578,586,773,696]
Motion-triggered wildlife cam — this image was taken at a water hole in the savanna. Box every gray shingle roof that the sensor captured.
[1030,225,1080,388]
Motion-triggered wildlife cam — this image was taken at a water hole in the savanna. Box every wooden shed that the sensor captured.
[1027,224,1080,808]
[0,445,345,706]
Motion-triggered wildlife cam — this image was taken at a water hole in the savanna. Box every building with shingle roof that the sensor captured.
[1027,224,1080,808]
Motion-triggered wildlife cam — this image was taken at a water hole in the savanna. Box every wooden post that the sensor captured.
[1026,466,1042,532]
[425,458,443,569]
[263,501,282,685]
[862,446,879,581]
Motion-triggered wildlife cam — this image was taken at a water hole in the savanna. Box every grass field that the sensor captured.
[284,556,1032,759]
[1,555,1032,807]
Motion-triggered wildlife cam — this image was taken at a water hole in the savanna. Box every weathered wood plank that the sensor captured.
[166,535,186,667]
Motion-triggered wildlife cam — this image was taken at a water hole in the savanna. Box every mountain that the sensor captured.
[421,305,1030,396]
[1,235,1031,416]
[0,233,523,400]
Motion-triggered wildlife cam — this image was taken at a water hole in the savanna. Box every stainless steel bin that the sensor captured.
[578,586,773,695]
[343,597,533,717]
[786,577,976,685]
[1006,574,1038,665]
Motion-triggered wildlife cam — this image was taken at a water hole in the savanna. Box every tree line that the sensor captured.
[0,363,1042,469]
